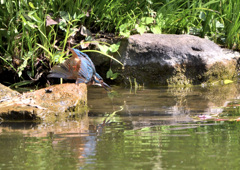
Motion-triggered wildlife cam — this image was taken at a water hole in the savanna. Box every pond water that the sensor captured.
[1,83,240,169]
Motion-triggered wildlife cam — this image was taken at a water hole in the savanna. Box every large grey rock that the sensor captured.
[90,34,240,86]
[120,34,233,65]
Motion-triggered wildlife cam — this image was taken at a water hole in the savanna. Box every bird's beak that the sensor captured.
[102,82,112,91]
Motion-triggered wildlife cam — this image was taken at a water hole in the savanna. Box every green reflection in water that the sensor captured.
[84,122,240,170]
[0,133,78,169]
[1,122,240,170]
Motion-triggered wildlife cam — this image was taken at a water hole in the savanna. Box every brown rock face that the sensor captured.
[0,83,88,121]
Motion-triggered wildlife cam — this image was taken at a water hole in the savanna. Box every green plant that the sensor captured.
[1,0,240,86]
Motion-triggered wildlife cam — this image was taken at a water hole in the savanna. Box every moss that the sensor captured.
[115,58,238,86]
[166,64,192,86]
[204,60,237,84]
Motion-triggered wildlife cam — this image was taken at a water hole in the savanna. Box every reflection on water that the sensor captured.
[89,83,240,118]
[1,83,240,169]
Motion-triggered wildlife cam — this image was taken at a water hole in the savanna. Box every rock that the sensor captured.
[89,34,240,86]
[0,83,21,101]
[0,83,87,121]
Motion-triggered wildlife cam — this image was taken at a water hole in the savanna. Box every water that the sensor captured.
[1,84,240,169]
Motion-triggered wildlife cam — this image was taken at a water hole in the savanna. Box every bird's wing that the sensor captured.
[76,77,86,84]
[73,49,97,73]
[78,57,94,83]
[48,57,80,80]
[79,51,95,66]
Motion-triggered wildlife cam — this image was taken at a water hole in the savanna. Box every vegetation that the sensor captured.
[0,0,240,86]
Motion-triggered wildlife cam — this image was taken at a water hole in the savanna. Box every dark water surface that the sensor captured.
[1,84,240,169]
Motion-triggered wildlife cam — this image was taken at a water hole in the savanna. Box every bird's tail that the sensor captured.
[47,63,73,79]
[48,54,80,80]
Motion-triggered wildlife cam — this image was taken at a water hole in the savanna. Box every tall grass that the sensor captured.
[0,0,240,85]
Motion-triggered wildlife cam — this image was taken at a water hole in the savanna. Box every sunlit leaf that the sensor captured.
[109,42,120,53]
[119,23,129,31]
[216,21,224,28]
[135,24,146,35]
[151,25,162,34]
[147,0,153,4]
[141,17,154,25]
[119,23,131,37]
[26,21,37,29]
[199,11,206,21]
[98,44,109,54]
[119,31,130,37]
[28,11,41,22]
[29,2,35,9]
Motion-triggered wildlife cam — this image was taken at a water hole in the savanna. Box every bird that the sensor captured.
[47,48,111,91]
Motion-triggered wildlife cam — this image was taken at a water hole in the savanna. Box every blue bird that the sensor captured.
[48,48,111,91]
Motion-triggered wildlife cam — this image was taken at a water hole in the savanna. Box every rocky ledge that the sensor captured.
[90,34,240,86]
[0,83,87,121]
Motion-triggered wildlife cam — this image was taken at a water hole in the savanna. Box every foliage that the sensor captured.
[0,0,240,85]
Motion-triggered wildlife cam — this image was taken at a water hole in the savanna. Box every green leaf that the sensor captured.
[85,36,93,41]
[119,23,129,31]
[9,80,33,88]
[76,13,85,20]
[109,42,120,53]
[120,31,130,37]
[110,73,119,80]
[151,25,162,34]
[58,20,67,31]
[26,21,37,29]
[106,68,119,80]
[119,23,131,37]
[28,11,41,23]
[17,52,32,77]
[147,0,153,4]
[135,24,146,35]
[60,11,69,21]
[29,2,35,9]
[141,17,154,25]
[98,44,109,54]
[106,68,113,78]
[199,11,206,21]
[216,21,224,28]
